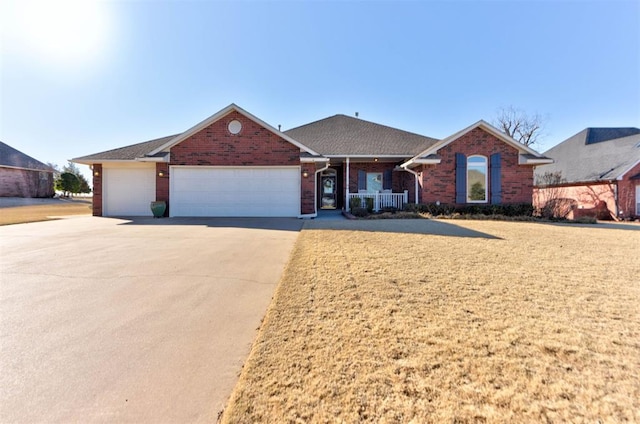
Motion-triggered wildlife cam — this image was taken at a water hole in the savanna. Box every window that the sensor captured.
[467,156,487,203]
[366,172,383,192]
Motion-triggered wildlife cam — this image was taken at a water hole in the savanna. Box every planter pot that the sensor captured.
[150,201,166,218]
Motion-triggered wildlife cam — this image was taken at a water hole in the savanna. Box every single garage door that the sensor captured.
[103,166,156,216]
[170,167,300,217]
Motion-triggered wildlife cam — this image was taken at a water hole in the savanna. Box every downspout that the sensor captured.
[345,157,350,210]
[400,164,420,204]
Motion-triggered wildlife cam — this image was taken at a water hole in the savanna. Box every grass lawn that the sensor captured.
[0,199,92,225]
[222,220,640,423]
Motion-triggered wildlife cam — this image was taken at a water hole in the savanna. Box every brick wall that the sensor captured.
[155,163,170,217]
[92,164,102,216]
[301,163,316,214]
[419,128,534,204]
[166,110,310,215]
[170,111,300,166]
[0,167,54,198]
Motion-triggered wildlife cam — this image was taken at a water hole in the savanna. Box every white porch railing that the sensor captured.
[346,190,409,212]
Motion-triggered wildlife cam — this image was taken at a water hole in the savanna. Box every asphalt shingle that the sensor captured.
[0,141,54,172]
[284,114,439,156]
[535,128,640,184]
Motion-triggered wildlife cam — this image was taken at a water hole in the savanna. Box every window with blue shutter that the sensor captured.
[455,153,466,203]
[490,153,502,204]
[357,170,366,191]
[383,169,392,190]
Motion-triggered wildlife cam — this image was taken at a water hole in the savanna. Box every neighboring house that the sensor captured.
[0,141,55,198]
[534,128,640,220]
[72,103,551,218]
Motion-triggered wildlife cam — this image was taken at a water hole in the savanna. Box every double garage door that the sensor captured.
[170,167,300,217]
[102,165,301,217]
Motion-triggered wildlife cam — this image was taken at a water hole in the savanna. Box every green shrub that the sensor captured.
[351,207,369,217]
[364,197,374,212]
[349,197,362,209]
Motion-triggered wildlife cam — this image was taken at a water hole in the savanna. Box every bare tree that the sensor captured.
[494,106,545,147]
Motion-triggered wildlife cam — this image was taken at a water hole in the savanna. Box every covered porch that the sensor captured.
[317,156,419,213]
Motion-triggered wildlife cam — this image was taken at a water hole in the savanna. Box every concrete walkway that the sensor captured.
[0,216,301,423]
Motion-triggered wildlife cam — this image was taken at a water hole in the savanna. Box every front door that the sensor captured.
[320,169,337,209]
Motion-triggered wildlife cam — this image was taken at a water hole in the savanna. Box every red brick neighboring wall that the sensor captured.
[419,127,534,204]
[0,167,54,198]
[92,164,102,216]
[618,161,640,218]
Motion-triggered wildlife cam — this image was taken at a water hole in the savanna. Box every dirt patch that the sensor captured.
[0,199,92,225]
[221,220,640,423]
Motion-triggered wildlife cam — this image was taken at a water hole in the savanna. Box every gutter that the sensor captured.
[398,164,420,204]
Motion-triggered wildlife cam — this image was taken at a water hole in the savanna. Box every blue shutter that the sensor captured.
[455,153,466,203]
[490,153,502,204]
[358,170,366,191]
[383,169,392,190]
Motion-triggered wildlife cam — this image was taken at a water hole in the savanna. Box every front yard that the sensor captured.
[222,220,639,423]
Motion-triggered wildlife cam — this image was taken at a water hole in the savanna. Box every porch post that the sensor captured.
[345,157,350,211]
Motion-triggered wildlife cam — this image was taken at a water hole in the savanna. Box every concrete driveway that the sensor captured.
[0,216,302,423]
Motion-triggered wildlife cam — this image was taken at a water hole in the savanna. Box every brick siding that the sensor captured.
[0,167,54,198]
[419,128,534,204]
[162,110,309,215]
[92,164,102,216]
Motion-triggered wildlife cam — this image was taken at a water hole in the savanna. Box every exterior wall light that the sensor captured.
[302,171,309,178]
[93,170,100,177]
[158,171,165,177]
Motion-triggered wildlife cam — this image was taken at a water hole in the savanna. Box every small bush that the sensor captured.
[364,198,374,212]
[349,197,362,209]
[381,206,398,213]
[351,207,369,217]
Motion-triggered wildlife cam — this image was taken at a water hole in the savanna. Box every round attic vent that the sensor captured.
[228,119,242,135]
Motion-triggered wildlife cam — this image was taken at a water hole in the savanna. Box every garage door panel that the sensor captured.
[103,167,155,216]
[170,167,300,217]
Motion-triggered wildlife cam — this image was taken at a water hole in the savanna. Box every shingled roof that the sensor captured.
[73,134,178,163]
[285,114,439,156]
[0,141,54,172]
[534,127,640,184]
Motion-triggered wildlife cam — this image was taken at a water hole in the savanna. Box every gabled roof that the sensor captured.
[284,114,439,156]
[148,103,320,157]
[534,127,640,184]
[73,104,322,164]
[402,120,552,168]
[73,134,178,164]
[0,141,54,172]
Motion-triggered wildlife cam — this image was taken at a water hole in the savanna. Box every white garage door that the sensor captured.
[103,166,156,216]
[170,167,300,217]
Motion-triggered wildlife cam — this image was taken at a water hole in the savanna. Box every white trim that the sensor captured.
[148,103,321,157]
[136,155,170,163]
[72,159,140,165]
[466,155,488,203]
[518,155,554,165]
[616,158,640,181]
[300,156,330,163]
[325,154,410,158]
[0,164,54,173]
[401,120,547,168]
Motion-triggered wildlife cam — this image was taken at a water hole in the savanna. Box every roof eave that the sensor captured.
[520,156,554,165]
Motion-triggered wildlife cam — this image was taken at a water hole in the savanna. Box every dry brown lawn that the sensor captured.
[222,220,640,423]
[0,199,92,225]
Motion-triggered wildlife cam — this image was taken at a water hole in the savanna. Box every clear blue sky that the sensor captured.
[1,0,638,182]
